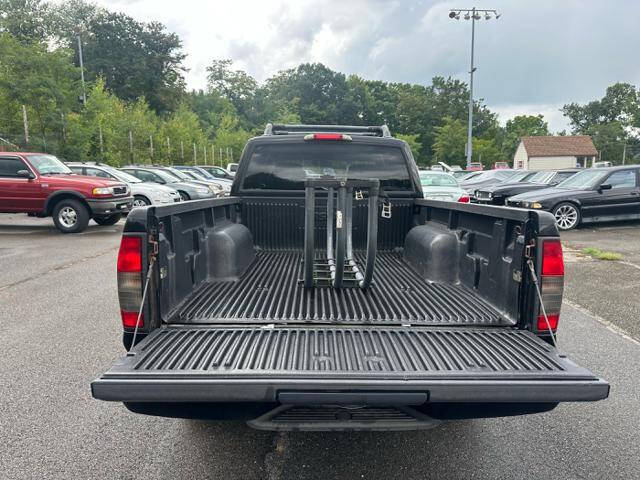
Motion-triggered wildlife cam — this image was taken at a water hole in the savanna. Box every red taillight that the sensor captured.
[542,239,564,276]
[537,313,559,331]
[304,133,352,141]
[458,195,470,203]
[121,310,143,328]
[117,236,142,272]
[537,239,564,334]
[117,235,144,329]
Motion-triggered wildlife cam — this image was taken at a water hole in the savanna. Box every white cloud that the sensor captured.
[493,103,569,133]
[61,0,640,127]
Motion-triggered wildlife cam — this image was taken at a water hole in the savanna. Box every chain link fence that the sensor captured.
[0,132,236,168]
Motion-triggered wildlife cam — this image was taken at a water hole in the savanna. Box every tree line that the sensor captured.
[0,0,638,167]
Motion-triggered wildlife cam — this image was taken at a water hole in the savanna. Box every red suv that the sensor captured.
[0,153,133,233]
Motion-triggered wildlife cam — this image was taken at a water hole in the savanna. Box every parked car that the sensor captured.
[452,170,479,181]
[460,169,519,199]
[466,162,483,171]
[476,169,580,205]
[92,123,608,431]
[194,165,235,181]
[120,166,215,201]
[226,162,239,175]
[494,162,510,169]
[506,165,640,230]
[180,170,230,196]
[0,152,132,233]
[419,170,469,202]
[172,166,232,194]
[67,162,181,207]
[429,164,444,171]
[593,161,612,168]
[157,166,226,197]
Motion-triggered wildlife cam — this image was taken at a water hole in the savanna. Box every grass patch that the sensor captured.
[581,247,623,261]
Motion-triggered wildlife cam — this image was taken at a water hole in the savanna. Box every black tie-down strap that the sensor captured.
[304,178,380,289]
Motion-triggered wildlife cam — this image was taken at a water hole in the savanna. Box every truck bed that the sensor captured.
[172,250,511,326]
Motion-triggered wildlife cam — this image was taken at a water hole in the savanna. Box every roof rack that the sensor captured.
[263,123,391,138]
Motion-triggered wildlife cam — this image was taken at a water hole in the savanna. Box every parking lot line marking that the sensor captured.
[619,260,640,271]
[0,230,38,235]
[564,300,640,347]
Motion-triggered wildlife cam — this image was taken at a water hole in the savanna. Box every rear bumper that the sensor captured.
[93,377,609,403]
[87,196,133,214]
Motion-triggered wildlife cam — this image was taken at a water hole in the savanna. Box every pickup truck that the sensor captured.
[92,124,608,431]
[0,152,133,233]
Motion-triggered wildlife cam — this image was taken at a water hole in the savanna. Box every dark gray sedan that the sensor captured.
[120,167,216,201]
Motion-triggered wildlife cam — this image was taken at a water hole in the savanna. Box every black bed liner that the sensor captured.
[92,326,609,403]
[172,250,511,326]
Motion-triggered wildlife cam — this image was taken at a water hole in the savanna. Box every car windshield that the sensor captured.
[420,173,458,187]
[149,169,180,183]
[27,154,72,175]
[187,170,208,180]
[529,171,556,184]
[163,168,191,180]
[464,170,514,183]
[104,167,141,183]
[556,170,608,189]
[191,168,215,179]
[509,171,535,183]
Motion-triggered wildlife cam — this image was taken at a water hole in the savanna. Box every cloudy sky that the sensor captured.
[90,0,639,131]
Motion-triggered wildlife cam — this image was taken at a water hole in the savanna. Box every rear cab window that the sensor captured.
[241,141,416,194]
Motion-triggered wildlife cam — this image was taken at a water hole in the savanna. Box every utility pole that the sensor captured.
[98,125,104,161]
[219,148,223,167]
[166,137,171,161]
[180,140,184,163]
[622,143,627,165]
[77,34,87,106]
[211,145,215,166]
[128,130,134,165]
[203,144,207,165]
[448,7,500,169]
[22,105,29,145]
[193,142,197,163]
[149,135,154,161]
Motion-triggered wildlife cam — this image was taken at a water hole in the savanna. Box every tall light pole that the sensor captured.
[76,33,87,106]
[449,8,500,168]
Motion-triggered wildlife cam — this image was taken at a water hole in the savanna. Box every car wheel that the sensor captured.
[52,199,90,233]
[178,191,190,201]
[553,202,581,231]
[93,213,123,226]
[132,195,151,208]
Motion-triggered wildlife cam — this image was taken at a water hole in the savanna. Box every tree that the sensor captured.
[562,83,639,133]
[472,138,503,168]
[206,59,259,128]
[396,134,422,163]
[63,79,128,164]
[212,113,251,167]
[0,33,79,149]
[159,103,207,165]
[0,0,52,43]
[433,117,467,165]
[52,2,186,114]
[265,63,356,125]
[502,114,550,159]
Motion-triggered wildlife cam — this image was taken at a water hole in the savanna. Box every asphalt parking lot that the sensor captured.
[1,214,639,480]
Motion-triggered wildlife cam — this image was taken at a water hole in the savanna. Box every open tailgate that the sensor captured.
[92,326,609,403]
